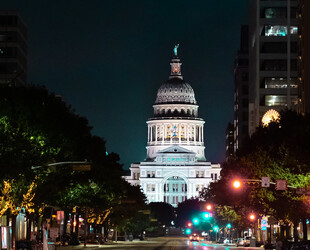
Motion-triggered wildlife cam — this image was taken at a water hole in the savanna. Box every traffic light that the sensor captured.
[227,223,232,228]
[187,222,192,227]
[192,218,200,225]
[185,228,192,235]
[206,204,212,211]
[213,225,219,232]
[203,212,211,219]
[232,180,242,189]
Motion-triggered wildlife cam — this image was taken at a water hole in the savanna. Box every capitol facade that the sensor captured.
[125,48,221,207]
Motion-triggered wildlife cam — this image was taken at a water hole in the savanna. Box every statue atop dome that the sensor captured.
[173,44,179,56]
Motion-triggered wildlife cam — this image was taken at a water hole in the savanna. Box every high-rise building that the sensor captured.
[0,11,27,86]
[225,122,234,160]
[124,48,221,207]
[297,0,310,115]
[233,25,249,153]
[249,0,298,134]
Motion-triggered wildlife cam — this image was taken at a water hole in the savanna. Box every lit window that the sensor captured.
[265,25,298,36]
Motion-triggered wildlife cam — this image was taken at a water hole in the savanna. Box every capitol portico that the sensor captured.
[125,47,221,207]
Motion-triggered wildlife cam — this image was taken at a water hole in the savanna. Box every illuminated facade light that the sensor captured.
[262,109,280,126]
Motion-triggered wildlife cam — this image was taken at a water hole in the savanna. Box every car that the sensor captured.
[237,236,253,247]
[224,238,230,245]
[189,233,201,241]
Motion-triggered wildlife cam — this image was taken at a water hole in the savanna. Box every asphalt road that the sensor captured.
[58,237,264,250]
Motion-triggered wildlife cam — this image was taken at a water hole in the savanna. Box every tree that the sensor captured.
[149,202,175,226]
[201,110,310,241]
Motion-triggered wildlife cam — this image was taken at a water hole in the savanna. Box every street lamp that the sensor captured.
[249,213,256,221]
[232,180,242,189]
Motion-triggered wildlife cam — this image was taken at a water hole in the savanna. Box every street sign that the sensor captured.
[262,177,270,187]
[276,180,287,190]
[261,219,267,231]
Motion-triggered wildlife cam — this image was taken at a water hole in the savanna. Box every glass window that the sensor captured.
[262,60,287,71]
[151,184,155,192]
[264,8,286,19]
[264,95,298,107]
[147,171,151,178]
[147,184,151,192]
[264,25,298,36]
[152,171,155,178]
[264,78,298,88]
[200,171,204,177]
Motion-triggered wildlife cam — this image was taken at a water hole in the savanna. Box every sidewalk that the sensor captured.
[55,239,148,249]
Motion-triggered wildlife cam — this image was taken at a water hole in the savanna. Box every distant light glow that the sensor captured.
[193,218,199,225]
[206,204,212,211]
[249,213,256,221]
[262,109,280,126]
[233,180,241,189]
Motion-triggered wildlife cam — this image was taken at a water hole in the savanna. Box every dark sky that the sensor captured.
[2,0,250,169]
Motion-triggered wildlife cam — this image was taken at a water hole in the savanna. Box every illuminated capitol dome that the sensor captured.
[125,46,221,207]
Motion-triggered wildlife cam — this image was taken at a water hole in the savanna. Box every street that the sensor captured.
[57,237,264,250]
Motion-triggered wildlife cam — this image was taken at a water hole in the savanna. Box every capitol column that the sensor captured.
[179,124,181,144]
[187,125,190,143]
[202,125,204,143]
[156,183,159,201]
[148,126,150,142]
[194,125,196,145]
[155,124,158,143]
[162,125,164,144]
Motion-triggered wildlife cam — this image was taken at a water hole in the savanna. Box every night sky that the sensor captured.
[2,0,250,169]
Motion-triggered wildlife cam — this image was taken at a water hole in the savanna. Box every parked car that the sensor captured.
[224,238,230,245]
[237,238,250,247]
[237,236,254,247]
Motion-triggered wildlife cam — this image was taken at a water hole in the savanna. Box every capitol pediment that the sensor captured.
[157,145,195,154]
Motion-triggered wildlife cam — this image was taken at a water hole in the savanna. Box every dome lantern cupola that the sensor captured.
[170,44,183,80]
[154,45,197,105]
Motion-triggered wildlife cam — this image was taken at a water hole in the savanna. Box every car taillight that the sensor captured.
[190,236,192,239]
[197,237,200,240]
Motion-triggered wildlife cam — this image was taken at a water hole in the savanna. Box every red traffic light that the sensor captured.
[206,204,212,211]
[187,222,192,227]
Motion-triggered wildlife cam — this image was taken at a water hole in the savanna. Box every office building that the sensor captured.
[0,11,27,86]
[248,0,298,134]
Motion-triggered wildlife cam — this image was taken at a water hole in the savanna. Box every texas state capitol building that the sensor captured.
[125,48,221,207]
